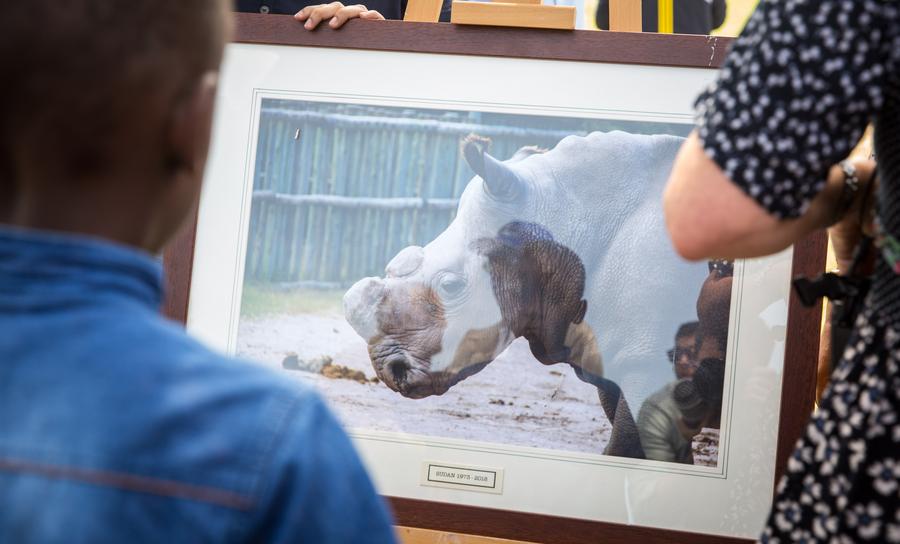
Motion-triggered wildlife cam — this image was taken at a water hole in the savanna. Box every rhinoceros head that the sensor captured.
[343,139,593,399]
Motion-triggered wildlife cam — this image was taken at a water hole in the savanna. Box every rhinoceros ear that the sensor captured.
[463,140,524,201]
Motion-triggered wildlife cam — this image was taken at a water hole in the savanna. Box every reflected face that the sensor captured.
[672,334,698,379]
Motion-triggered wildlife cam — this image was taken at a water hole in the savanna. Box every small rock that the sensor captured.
[282,354,333,373]
[281,353,300,371]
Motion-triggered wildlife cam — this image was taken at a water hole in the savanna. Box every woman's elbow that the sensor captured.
[663,182,716,261]
[663,132,729,261]
[664,209,712,261]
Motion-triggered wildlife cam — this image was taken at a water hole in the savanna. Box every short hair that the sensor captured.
[0,1,229,206]
[675,321,700,341]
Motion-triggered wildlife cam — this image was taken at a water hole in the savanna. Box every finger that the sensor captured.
[304,6,336,29]
[329,5,367,27]
[295,4,331,21]
[359,9,386,20]
[303,3,345,29]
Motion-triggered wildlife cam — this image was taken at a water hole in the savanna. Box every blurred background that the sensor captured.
[583,0,759,33]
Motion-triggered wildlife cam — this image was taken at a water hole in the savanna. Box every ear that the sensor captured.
[573,300,587,325]
[508,145,548,163]
[167,71,219,183]
[145,71,218,251]
[462,140,525,201]
[463,139,487,178]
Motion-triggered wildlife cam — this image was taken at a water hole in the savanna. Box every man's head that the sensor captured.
[668,320,699,379]
[0,1,230,251]
[696,259,733,361]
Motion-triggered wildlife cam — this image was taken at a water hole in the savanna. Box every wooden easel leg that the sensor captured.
[608,0,642,32]
[404,0,444,22]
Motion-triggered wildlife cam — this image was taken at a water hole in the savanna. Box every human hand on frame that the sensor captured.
[295,2,385,30]
[827,159,878,274]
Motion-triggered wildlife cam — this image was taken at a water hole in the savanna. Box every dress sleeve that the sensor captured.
[695,0,899,218]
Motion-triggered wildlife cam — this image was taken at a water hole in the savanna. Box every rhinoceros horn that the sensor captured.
[463,140,523,201]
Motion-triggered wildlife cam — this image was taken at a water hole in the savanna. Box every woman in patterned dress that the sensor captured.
[663,0,899,542]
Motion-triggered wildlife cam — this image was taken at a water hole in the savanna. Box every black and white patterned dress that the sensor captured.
[694,0,900,541]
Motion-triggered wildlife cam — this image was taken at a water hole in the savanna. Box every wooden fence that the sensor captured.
[243,100,680,288]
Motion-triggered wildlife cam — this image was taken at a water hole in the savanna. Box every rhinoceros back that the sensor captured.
[513,131,710,411]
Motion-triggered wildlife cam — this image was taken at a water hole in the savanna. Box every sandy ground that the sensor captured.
[237,311,613,455]
[237,310,719,465]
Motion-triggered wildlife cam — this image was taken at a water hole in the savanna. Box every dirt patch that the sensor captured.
[237,311,613,455]
[321,361,379,384]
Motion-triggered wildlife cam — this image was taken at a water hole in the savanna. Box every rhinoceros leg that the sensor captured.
[572,367,645,459]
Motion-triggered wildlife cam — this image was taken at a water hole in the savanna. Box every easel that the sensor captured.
[404,0,641,31]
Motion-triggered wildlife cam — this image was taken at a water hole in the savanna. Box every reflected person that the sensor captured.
[595,0,725,34]
[668,320,700,379]
[637,261,731,464]
[237,0,452,29]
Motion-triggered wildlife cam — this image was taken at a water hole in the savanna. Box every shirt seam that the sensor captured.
[0,456,255,511]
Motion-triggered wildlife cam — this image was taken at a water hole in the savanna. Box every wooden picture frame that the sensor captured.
[163,14,826,543]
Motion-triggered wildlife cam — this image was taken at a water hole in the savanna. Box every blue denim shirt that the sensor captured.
[0,227,397,543]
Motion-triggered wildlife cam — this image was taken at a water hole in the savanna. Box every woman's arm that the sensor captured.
[665,0,893,263]
[663,131,870,261]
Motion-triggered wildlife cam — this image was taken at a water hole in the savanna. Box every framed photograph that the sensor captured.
[164,14,826,544]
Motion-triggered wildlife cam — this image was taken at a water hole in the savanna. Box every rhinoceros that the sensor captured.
[343,131,709,458]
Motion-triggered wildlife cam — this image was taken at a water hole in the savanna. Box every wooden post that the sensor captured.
[404,0,444,22]
[451,2,576,30]
[608,0,641,32]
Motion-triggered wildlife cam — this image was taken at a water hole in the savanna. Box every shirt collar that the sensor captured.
[0,226,163,312]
